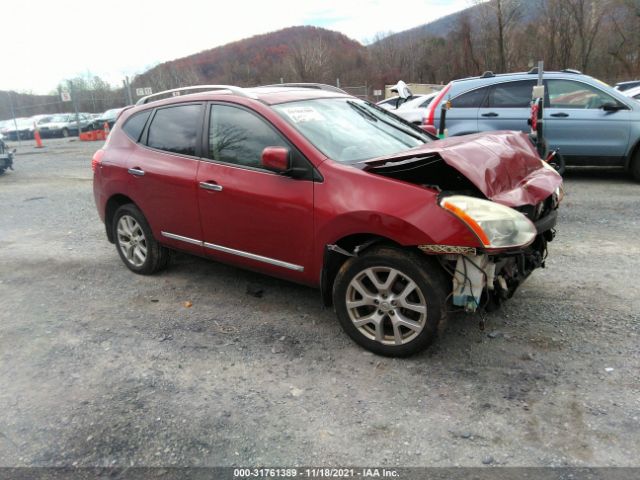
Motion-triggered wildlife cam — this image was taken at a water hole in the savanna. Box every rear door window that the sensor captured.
[487,80,536,108]
[147,104,202,156]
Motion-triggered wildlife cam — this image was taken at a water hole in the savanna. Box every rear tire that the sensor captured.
[112,204,170,275]
[333,246,447,357]
[630,149,640,182]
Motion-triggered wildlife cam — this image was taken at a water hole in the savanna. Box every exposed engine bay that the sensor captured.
[432,188,560,313]
[361,131,563,314]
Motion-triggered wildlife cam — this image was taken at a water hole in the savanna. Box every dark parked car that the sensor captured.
[0,138,15,174]
[95,107,126,130]
[614,80,640,92]
[92,84,562,356]
[1,117,35,140]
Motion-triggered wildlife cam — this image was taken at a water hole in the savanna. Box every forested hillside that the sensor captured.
[131,26,369,91]
[2,0,639,120]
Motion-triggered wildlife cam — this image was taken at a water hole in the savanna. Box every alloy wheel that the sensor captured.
[116,215,148,267]
[345,267,427,346]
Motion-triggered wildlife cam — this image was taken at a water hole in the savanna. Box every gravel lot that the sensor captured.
[0,137,639,468]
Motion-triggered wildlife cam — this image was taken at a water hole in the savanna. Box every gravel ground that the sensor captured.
[0,137,639,468]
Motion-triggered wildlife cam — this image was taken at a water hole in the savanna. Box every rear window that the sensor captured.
[419,97,434,108]
[147,104,201,156]
[123,110,151,142]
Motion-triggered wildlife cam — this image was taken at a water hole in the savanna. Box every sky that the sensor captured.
[4,0,470,94]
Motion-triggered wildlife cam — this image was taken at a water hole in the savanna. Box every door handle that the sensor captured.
[551,112,569,118]
[199,181,223,192]
[128,167,145,176]
[481,112,499,117]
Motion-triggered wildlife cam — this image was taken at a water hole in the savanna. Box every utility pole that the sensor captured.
[537,60,543,86]
[8,92,20,146]
[56,86,64,113]
[68,80,82,137]
[123,77,133,105]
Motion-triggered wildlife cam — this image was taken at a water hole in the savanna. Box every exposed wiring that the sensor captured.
[439,254,492,312]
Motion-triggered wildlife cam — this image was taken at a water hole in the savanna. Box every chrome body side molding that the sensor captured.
[203,242,304,272]
[160,231,304,272]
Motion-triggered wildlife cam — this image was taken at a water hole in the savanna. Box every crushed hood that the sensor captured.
[361,131,563,207]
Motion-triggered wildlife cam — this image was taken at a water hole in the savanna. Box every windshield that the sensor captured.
[103,108,121,119]
[17,118,34,127]
[49,115,70,123]
[273,98,431,163]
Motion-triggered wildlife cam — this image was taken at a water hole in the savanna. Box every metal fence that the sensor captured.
[341,85,370,101]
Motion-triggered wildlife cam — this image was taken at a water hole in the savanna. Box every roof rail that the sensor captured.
[135,85,257,105]
[480,71,495,78]
[561,68,582,74]
[259,83,349,95]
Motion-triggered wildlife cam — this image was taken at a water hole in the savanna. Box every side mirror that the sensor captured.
[602,102,624,112]
[261,146,290,173]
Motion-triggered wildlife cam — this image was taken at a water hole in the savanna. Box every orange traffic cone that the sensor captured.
[103,122,110,137]
[34,126,44,148]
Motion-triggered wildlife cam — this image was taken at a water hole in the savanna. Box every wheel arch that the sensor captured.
[320,233,402,307]
[104,194,137,243]
[625,136,640,170]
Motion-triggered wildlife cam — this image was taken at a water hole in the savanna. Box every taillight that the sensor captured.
[423,83,452,126]
[91,149,105,172]
[420,124,438,136]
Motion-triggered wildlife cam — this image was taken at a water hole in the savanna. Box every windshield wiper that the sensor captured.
[347,100,378,122]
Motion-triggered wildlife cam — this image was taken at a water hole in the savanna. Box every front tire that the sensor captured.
[333,246,447,357]
[549,152,565,176]
[112,204,170,274]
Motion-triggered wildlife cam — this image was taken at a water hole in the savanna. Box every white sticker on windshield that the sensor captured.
[282,106,324,123]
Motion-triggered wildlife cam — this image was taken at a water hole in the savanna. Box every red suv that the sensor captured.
[92,84,562,356]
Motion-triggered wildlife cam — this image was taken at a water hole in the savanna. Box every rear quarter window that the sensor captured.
[451,86,489,108]
[122,110,151,142]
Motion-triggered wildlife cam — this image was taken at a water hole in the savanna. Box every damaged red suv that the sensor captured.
[92,84,563,356]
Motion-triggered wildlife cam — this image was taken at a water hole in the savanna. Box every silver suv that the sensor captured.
[423,70,640,179]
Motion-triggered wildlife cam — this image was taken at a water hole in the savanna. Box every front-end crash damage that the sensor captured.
[362,131,563,314]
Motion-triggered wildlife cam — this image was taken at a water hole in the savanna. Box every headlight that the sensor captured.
[440,195,537,249]
[540,159,557,172]
[554,186,564,204]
